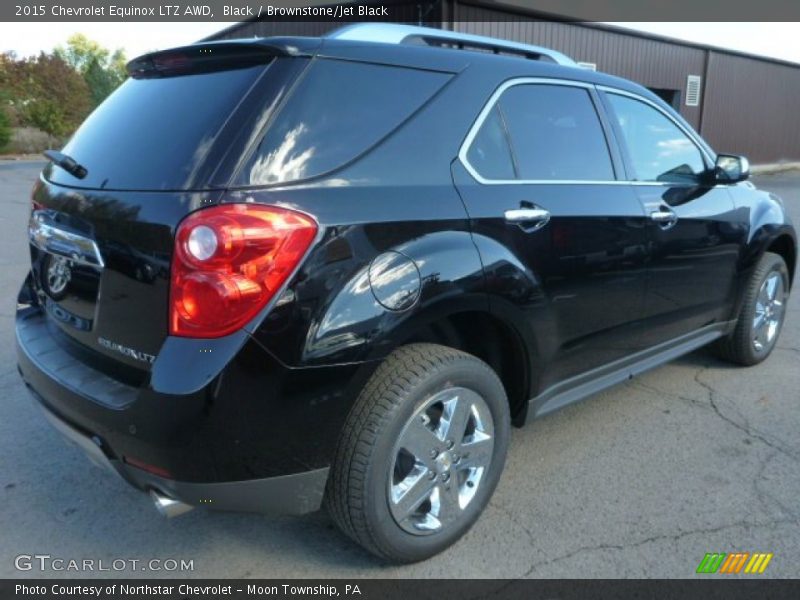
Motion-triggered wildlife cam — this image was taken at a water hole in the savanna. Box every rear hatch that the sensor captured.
[29,42,308,375]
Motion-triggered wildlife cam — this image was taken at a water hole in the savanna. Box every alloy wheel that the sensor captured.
[46,255,71,295]
[387,386,495,535]
[752,271,786,353]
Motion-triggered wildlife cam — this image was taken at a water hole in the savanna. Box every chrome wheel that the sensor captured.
[388,387,494,536]
[753,271,786,353]
[46,255,71,295]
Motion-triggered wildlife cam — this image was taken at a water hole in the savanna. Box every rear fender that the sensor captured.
[303,229,487,364]
[247,227,487,367]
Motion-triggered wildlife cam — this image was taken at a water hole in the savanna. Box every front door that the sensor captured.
[601,91,743,348]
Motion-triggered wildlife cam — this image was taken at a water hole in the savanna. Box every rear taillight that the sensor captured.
[170,203,317,338]
[31,180,44,211]
[123,456,172,479]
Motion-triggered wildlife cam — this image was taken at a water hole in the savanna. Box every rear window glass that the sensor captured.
[46,64,266,191]
[236,59,450,186]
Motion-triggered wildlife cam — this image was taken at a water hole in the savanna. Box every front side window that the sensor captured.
[606,93,706,183]
[497,84,615,181]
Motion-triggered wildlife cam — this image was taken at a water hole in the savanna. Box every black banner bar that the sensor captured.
[3,580,800,600]
[4,0,800,22]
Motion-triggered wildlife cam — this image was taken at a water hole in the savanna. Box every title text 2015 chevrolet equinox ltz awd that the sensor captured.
[15,24,796,562]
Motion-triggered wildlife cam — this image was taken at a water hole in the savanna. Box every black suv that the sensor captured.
[16,24,796,562]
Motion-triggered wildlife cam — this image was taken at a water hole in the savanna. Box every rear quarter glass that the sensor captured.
[45,62,270,191]
[235,58,451,187]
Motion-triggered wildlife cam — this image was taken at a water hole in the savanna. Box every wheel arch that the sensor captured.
[371,304,532,426]
[738,184,796,288]
[767,232,796,287]
[739,217,796,292]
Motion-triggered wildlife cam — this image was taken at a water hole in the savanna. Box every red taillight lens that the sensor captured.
[31,180,44,211]
[123,456,172,479]
[170,203,317,338]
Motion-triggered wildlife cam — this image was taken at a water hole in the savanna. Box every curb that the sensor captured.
[0,155,45,162]
[751,162,800,175]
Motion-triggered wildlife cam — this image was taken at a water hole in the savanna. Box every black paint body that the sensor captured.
[15,35,796,512]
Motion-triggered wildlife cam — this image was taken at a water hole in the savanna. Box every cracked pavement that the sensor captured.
[1,162,798,578]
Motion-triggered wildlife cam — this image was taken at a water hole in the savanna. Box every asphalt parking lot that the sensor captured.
[1,160,798,578]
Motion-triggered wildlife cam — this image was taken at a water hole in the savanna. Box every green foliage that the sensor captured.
[0,51,92,137]
[0,105,11,151]
[0,33,126,142]
[54,34,127,107]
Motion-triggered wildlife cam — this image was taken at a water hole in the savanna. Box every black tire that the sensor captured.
[325,343,510,563]
[713,252,790,366]
[40,253,70,301]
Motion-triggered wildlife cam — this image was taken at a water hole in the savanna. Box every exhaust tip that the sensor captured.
[150,490,194,518]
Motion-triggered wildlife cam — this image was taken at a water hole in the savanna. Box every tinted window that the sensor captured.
[48,64,267,191]
[239,59,449,186]
[606,93,706,183]
[498,85,614,181]
[466,106,516,180]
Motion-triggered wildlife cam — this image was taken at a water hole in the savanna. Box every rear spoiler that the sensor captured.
[127,39,320,78]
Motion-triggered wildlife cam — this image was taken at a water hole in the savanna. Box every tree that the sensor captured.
[54,34,127,107]
[0,34,124,141]
[0,51,92,137]
[0,53,23,126]
[0,105,11,151]
[0,69,12,151]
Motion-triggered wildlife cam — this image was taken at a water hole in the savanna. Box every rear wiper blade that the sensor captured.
[43,150,88,179]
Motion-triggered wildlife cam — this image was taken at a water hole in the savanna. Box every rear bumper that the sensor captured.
[15,278,369,515]
[24,382,327,514]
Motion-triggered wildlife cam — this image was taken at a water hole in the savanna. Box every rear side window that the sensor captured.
[498,85,615,181]
[466,106,516,180]
[605,93,706,183]
[237,59,449,186]
[47,64,267,191]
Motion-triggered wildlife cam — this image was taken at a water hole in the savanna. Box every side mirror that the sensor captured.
[715,154,750,183]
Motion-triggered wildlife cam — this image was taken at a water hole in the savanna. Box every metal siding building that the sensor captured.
[206,1,800,164]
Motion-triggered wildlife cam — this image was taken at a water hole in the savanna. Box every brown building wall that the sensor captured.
[449,5,800,163]
[701,51,800,163]
[212,21,335,38]
[449,10,707,131]
[207,2,800,163]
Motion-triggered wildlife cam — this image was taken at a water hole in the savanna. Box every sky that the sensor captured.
[0,22,799,64]
[0,22,223,59]
[606,22,800,63]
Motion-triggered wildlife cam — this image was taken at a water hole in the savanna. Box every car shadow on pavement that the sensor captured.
[671,346,744,370]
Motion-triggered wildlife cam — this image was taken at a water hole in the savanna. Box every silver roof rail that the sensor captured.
[327,23,577,67]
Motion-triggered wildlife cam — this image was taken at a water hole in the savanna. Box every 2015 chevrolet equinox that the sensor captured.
[15,24,796,562]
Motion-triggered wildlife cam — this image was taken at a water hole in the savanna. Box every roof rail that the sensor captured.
[327,23,577,67]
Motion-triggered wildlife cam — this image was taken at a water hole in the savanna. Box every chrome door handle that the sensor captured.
[650,210,678,226]
[504,208,551,231]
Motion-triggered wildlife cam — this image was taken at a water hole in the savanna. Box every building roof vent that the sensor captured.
[686,75,702,107]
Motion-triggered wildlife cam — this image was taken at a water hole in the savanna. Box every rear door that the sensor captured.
[453,80,649,392]
[600,90,742,347]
